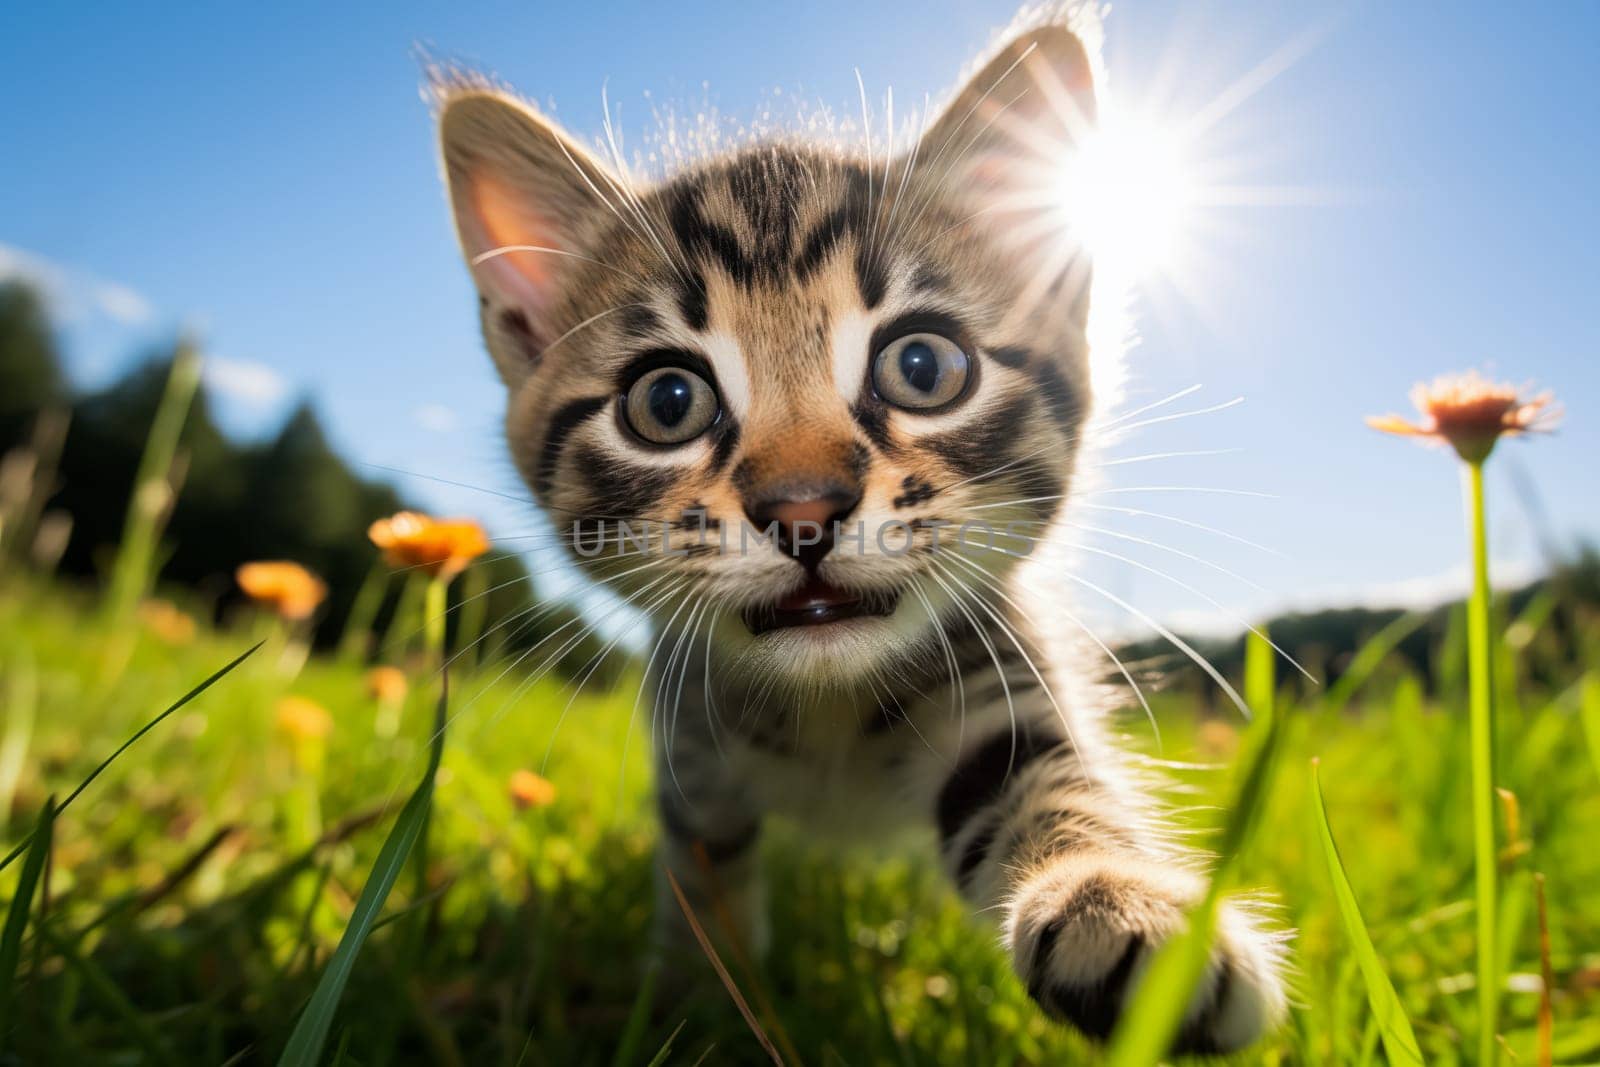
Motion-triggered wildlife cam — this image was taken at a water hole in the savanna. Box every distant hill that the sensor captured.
[1117,548,1598,704]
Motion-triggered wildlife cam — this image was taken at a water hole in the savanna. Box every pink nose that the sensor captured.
[762,497,839,534]
[744,487,862,567]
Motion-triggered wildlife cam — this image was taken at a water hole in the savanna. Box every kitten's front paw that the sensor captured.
[1007,856,1286,1055]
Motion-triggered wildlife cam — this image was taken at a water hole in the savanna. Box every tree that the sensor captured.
[0,282,65,445]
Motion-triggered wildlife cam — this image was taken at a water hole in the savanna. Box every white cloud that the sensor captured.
[413,403,459,433]
[1292,557,1543,614]
[202,355,289,407]
[94,281,156,325]
[0,242,155,325]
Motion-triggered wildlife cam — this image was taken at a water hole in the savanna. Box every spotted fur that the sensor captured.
[435,7,1286,1055]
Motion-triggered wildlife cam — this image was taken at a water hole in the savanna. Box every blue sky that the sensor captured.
[2,1,1596,636]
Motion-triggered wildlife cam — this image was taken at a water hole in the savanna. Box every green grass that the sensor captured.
[2,576,1598,1065]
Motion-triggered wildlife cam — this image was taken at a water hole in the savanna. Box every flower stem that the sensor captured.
[415,576,448,921]
[1466,458,1498,1063]
[423,577,447,672]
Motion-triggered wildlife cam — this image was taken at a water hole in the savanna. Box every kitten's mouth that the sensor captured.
[743,575,900,635]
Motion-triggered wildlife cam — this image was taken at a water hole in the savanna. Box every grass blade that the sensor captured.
[0,641,263,873]
[1106,630,1285,1066]
[1323,611,1428,713]
[662,867,782,1066]
[40,925,175,1064]
[0,796,55,1038]
[1310,759,1423,1066]
[276,676,448,1066]
[1581,673,1600,783]
[642,1020,686,1067]
[610,960,661,1067]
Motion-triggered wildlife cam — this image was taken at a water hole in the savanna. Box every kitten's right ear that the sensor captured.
[437,87,614,387]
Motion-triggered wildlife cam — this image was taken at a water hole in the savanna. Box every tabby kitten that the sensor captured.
[434,11,1286,1054]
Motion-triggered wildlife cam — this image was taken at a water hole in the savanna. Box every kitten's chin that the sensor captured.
[710,591,937,687]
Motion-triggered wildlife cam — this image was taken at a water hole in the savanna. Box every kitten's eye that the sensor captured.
[872,333,972,412]
[622,365,719,445]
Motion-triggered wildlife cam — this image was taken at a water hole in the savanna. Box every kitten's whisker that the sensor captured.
[659,594,708,796]
[921,561,1019,776]
[701,594,729,762]
[1054,537,1314,683]
[1089,485,1276,499]
[934,442,1061,496]
[399,546,671,658]
[876,92,933,270]
[1011,546,1254,720]
[1097,384,1203,428]
[855,69,877,270]
[1077,501,1286,557]
[364,460,735,532]
[538,578,687,774]
[912,41,1035,192]
[907,577,964,725]
[945,547,1163,749]
[598,84,697,288]
[1106,396,1244,436]
[470,244,640,283]
[362,462,535,507]
[1093,447,1242,467]
[548,125,680,285]
[630,581,702,808]
[462,565,675,724]
[930,553,1088,759]
[964,485,1274,512]
[1060,520,1268,593]
[541,302,652,359]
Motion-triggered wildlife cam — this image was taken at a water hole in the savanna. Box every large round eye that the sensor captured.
[622,365,720,445]
[872,333,972,412]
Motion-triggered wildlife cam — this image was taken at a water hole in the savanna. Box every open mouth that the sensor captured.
[743,574,900,635]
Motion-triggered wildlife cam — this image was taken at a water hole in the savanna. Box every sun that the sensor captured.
[1054,106,1198,282]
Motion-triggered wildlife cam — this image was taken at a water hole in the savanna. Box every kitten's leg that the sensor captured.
[935,723,1286,1054]
[651,725,767,969]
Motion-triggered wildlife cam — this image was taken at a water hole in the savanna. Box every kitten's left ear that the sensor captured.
[437,86,617,387]
[916,22,1097,209]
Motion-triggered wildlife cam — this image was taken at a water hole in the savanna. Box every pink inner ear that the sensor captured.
[464,170,560,312]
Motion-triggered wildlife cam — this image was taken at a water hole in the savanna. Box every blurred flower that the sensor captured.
[1367,371,1559,464]
[30,509,73,574]
[509,769,557,810]
[1197,718,1239,756]
[368,511,489,581]
[276,695,333,741]
[364,665,408,705]
[237,561,328,621]
[138,598,196,645]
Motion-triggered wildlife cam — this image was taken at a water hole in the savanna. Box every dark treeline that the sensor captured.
[1121,549,1599,705]
[0,281,612,682]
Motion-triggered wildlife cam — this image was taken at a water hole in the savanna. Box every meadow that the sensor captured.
[1,325,1597,1064]
[2,541,1598,1064]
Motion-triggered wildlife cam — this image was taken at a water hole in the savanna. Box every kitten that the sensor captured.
[433,9,1286,1054]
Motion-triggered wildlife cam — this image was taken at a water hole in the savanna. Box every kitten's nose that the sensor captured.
[745,485,862,570]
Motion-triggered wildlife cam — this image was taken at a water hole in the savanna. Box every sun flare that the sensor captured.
[1055,108,1198,281]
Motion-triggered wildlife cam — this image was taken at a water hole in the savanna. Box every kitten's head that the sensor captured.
[436,20,1098,689]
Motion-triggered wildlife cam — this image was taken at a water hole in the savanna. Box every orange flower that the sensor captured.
[364,665,409,705]
[138,599,196,645]
[237,561,328,621]
[509,769,557,810]
[276,695,333,741]
[1367,371,1559,464]
[368,511,489,580]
